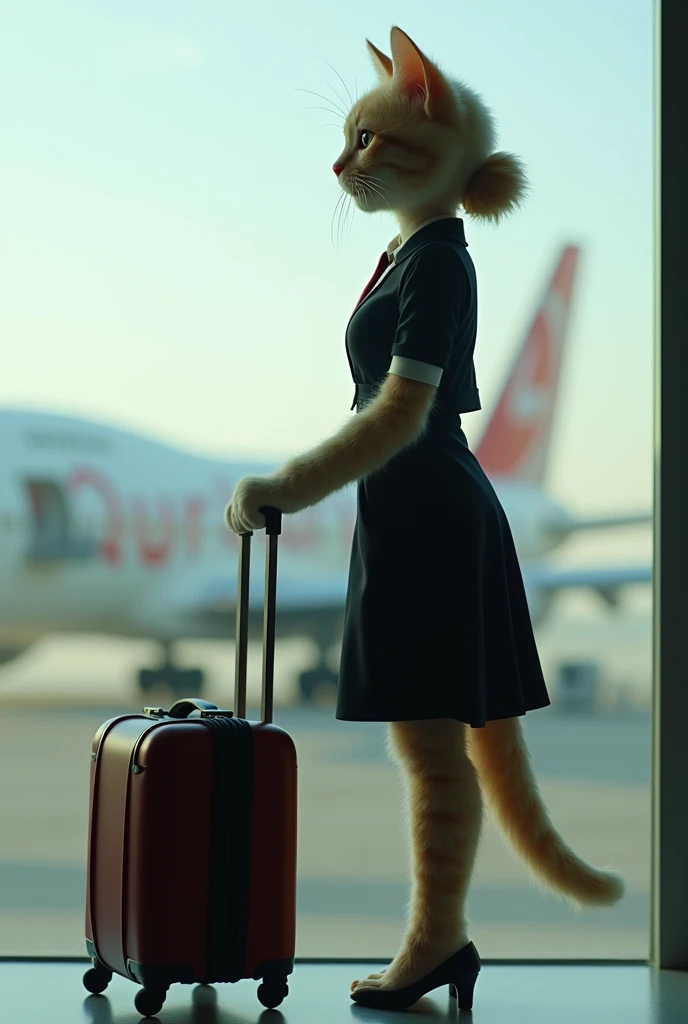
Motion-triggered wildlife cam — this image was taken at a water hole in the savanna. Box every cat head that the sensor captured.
[333,27,529,224]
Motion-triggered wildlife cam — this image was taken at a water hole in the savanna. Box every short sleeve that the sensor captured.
[390,243,467,384]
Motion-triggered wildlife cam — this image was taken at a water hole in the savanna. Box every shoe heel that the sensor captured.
[451,971,479,1011]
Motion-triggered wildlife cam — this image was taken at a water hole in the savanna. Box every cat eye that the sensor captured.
[358,129,374,149]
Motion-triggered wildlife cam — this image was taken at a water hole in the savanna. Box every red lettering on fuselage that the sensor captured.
[68,468,124,565]
[65,468,352,566]
[185,498,205,557]
[133,498,175,565]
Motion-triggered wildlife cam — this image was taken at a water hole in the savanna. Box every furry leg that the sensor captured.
[351,717,484,994]
[390,718,485,953]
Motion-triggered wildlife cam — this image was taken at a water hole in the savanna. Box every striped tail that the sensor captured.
[468,717,625,908]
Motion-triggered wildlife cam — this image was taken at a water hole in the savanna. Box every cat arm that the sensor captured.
[225,373,435,533]
[271,372,436,511]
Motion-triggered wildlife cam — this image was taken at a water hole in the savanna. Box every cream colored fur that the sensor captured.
[351,716,625,996]
[238,25,531,528]
[234,26,623,996]
[342,41,620,997]
[328,38,623,982]
[469,716,625,907]
[333,25,529,235]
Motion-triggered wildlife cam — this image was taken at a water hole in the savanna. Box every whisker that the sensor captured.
[365,183,390,208]
[344,193,355,244]
[339,191,353,251]
[370,189,391,211]
[334,197,342,252]
[339,197,350,249]
[325,78,350,118]
[357,181,375,212]
[331,191,346,251]
[364,174,391,199]
[296,88,348,119]
[325,62,354,109]
[301,104,345,122]
[340,192,349,243]
[337,190,348,251]
[344,193,354,245]
[360,176,391,209]
[357,177,391,212]
[330,193,342,251]
[315,124,344,131]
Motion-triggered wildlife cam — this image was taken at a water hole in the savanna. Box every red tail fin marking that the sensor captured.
[475,246,579,485]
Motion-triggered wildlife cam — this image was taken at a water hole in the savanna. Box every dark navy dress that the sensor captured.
[335,218,551,728]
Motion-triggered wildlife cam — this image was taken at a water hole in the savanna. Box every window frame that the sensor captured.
[651,0,688,972]
[0,0,685,973]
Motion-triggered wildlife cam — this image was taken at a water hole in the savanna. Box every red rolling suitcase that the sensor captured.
[82,507,297,1018]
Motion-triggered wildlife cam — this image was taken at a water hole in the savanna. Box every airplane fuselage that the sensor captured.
[0,409,573,650]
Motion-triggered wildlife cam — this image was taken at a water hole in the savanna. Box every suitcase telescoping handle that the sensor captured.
[234,505,282,724]
[167,698,233,718]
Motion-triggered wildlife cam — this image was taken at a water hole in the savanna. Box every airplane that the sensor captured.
[0,244,651,705]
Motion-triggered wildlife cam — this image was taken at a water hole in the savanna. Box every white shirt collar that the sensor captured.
[386,216,458,264]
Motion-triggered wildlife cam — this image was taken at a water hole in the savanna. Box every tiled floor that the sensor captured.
[1,960,687,1024]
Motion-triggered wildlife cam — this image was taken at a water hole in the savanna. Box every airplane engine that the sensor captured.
[524,586,554,630]
[0,646,30,667]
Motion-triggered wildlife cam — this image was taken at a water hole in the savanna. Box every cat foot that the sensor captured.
[349,939,480,1010]
[351,935,468,994]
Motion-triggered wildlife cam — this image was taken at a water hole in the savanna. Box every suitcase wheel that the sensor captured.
[257,981,289,1009]
[134,987,167,1017]
[83,966,112,995]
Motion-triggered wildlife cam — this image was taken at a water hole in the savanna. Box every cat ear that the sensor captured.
[389,26,454,122]
[366,39,393,81]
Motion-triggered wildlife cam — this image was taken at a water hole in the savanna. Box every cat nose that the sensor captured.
[333,163,344,177]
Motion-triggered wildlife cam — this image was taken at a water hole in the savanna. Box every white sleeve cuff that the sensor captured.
[388,355,443,387]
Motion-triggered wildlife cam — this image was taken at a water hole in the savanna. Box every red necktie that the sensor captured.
[347,251,392,412]
[352,251,391,314]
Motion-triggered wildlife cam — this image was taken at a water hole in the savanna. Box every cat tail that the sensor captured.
[462,152,530,224]
[467,716,625,909]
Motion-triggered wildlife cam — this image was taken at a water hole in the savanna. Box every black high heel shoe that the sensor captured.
[350,940,481,1011]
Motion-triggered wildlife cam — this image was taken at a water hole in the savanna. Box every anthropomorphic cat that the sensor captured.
[225,26,624,1011]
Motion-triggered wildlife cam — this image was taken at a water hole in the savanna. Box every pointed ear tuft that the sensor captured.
[388,26,454,122]
[463,152,530,224]
[366,39,393,81]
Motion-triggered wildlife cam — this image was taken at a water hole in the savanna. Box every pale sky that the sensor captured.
[1,1,653,536]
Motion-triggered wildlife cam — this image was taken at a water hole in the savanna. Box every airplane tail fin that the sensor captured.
[468,718,625,908]
[474,245,580,486]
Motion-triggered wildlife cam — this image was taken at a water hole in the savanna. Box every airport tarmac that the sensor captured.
[0,701,651,960]
[0,604,652,959]
[0,603,653,712]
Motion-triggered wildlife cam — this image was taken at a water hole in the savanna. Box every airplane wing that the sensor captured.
[523,562,652,608]
[569,512,653,533]
[136,557,653,641]
[130,571,348,642]
[198,574,348,615]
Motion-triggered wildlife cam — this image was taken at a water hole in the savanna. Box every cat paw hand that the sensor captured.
[224,475,286,534]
